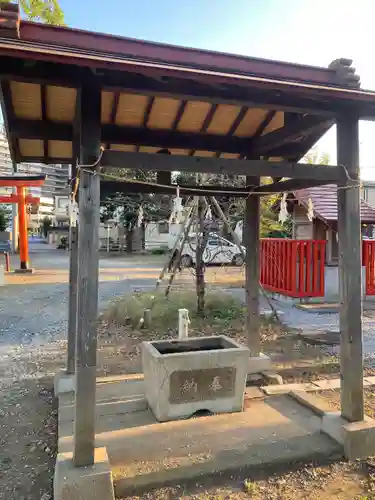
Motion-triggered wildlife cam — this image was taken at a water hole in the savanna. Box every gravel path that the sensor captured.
[226,288,375,365]
[0,251,159,347]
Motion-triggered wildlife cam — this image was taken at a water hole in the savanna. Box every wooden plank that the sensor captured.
[67,225,78,375]
[337,112,364,422]
[101,150,344,181]
[245,176,260,355]
[73,82,101,467]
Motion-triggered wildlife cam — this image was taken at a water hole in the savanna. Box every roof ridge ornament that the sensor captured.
[0,1,20,39]
[329,58,361,89]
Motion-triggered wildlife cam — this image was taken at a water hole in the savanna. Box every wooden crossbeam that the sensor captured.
[100,180,250,198]
[252,178,331,194]
[12,115,332,157]
[101,151,344,181]
[100,177,337,198]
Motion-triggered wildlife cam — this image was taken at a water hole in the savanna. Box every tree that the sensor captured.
[302,148,330,166]
[101,168,172,252]
[2,0,64,25]
[0,206,10,231]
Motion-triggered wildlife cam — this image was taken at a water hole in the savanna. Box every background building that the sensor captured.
[0,129,13,177]
[0,128,70,231]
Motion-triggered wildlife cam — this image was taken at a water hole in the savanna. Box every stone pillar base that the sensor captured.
[54,370,75,396]
[322,411,375,460]
[54,447,115,500]
[14,268,35,274]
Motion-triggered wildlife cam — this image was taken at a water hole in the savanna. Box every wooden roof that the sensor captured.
[293,185,375,224]
[1,3,375,167]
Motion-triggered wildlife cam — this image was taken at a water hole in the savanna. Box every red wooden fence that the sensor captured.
[260,239,326,298]
[364,240,375,295]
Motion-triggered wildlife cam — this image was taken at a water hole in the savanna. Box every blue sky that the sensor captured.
[60,0,375,178]
[19,1,375,177]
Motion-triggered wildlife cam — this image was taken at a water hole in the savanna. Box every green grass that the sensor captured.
[150,246,169,255]
[102,289,245,332]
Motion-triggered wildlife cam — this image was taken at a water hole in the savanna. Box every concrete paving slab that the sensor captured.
[312,379,341,390]
[59,396,148,422]
[262,382,319,395]
[57,378,342,496]
[295,303,340,313]
[289,391,339,416]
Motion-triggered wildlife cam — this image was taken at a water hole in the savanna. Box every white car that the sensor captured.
[178,233,245,267]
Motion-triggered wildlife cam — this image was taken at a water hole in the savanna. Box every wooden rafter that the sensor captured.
[190,103,218,156]
[106,91,120,150]
[215,105,248,158]
[171,99,187,130]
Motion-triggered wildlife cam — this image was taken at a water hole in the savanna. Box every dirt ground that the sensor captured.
[2,314,375,500]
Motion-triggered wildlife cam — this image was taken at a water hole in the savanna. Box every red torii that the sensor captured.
[0,175,46,271]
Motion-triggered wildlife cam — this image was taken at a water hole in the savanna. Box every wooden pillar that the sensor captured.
[67,224,78,375]
[156,171,171,185]
[17,186,29,269]
[337,113,364,422]
[73,82,101,467]
[196,196,206,315]
[66,131,80,375]
[245,176,260,355]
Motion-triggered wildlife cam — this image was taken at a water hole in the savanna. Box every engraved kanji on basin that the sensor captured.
[141,335,249,422]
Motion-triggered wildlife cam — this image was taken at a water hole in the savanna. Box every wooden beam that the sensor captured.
[245,175,260,355]
[337,112,364,422]
[171,100,187,130]
[268,121,334,160]
[190,103,218,156]
[253,110,277,137]
[73,81,101,467]
[250,115,331,155]
[0,57,349,117]
[215,106,249,157]
[100,180,251,198]
[101,151,344,181]
[101,178,331,198]
[143,96,155,127]
[11,114,332,157]
[252,178,331,194]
